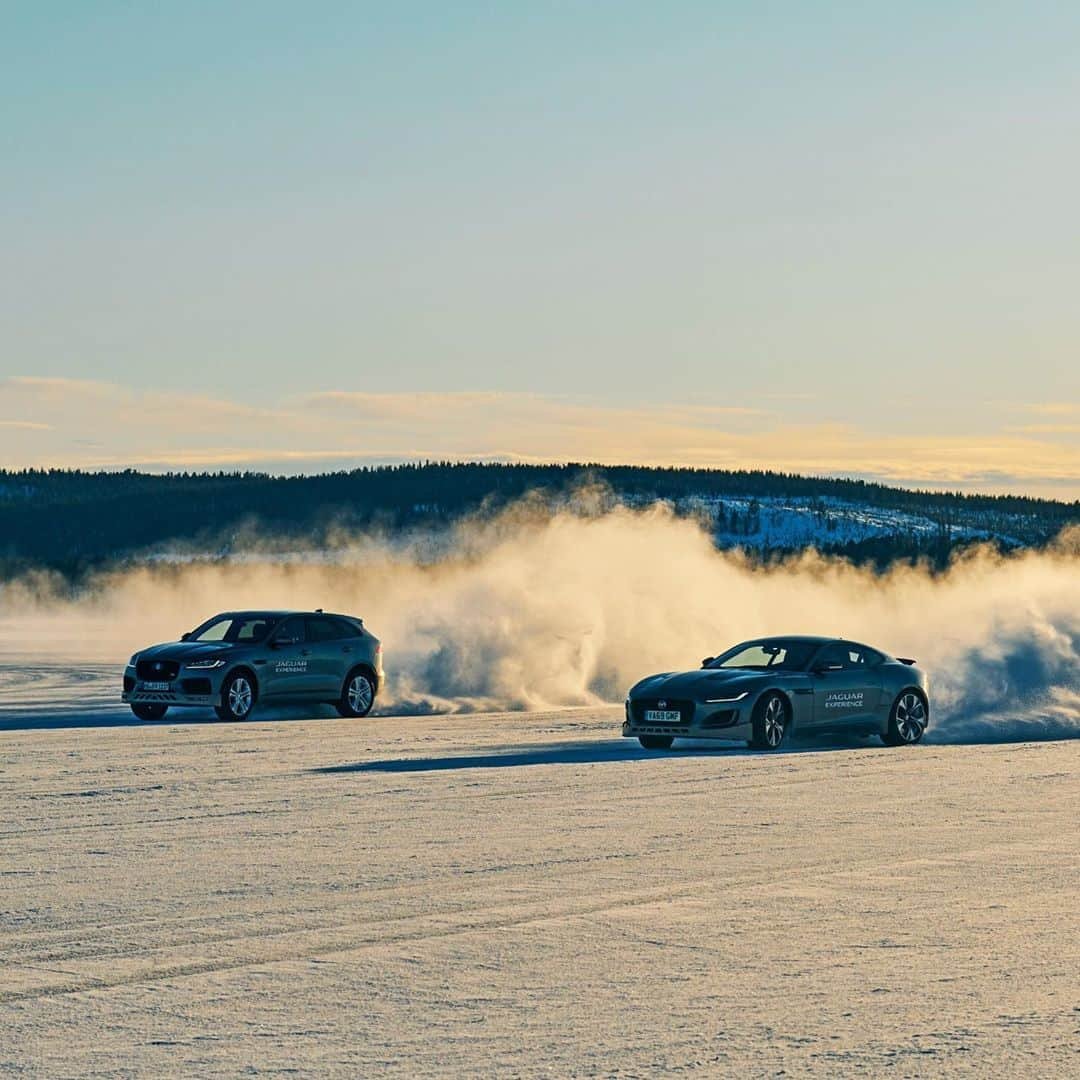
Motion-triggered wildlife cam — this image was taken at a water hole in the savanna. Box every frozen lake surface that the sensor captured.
[1,687,1078,1076]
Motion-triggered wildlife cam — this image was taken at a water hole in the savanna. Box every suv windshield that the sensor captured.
[706,639,817,672]
[190,615,278,644]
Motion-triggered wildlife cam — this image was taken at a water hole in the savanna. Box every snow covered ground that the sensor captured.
[668,494,1027,550]
[2,685,1077,1077]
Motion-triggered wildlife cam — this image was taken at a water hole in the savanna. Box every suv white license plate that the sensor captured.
[644,709,681,723]
[141,681,170,691]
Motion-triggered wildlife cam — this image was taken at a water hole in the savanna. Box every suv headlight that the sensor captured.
[129,654,139,666]
[186,658,226,670]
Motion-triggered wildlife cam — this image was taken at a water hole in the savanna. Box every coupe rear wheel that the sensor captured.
[638,735,674,750]
[750,692,789,751]
[215,673,255,722]
[883,691,927,746]
[131,703,168,721]
[336,670,376,718]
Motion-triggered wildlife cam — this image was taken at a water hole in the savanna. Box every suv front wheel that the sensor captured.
[216,672,255,722]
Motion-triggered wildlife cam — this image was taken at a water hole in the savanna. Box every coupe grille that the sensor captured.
[136,659,180,682]
[630,699,694,726]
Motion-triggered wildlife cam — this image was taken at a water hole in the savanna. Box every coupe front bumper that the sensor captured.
[622,699,754,742]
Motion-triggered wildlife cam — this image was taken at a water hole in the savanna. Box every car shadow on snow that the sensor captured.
[312,735,871,775]
[0,703,346,732]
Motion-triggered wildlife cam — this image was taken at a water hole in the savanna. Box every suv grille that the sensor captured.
[136,659,180,682]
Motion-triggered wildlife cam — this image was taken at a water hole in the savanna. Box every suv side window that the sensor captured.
[307,616,349,643]
[273,617,306,645]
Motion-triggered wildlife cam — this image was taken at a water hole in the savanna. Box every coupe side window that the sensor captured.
[814,644,851,671]
[817,645,877,670]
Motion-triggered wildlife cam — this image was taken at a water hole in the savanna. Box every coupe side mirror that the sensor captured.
[181,632,191,642]
[701,656,715,668]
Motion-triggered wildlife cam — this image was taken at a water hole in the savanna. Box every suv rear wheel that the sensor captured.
[337,670,376,718]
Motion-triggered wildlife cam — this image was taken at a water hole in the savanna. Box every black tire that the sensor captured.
[882,690,927,747]
[638,735,674,750]
[215,671,256,722]
[750,691,789,751]
[336,669,376,718]
[131,702,168,721]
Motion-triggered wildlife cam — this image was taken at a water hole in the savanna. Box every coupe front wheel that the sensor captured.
[750,692,789,751]
[638,735,674,750]
[883,691,927,746]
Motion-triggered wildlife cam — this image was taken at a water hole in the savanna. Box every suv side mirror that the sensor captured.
[181,632,192,642]
[701,657,715,668]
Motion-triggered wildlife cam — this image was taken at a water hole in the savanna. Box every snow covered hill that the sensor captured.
[658,493,1031,552]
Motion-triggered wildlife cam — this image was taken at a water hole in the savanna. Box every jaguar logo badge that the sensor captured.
[658,699,667,709]
[154,662,163,672]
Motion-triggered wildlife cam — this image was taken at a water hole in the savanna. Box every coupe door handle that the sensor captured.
[342,646,353,653]
[301,649,311,656]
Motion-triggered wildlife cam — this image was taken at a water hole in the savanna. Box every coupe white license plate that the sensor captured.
[141,681,170,691]
[644,709,681,723]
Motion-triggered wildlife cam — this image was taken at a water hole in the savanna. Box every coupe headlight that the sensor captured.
[129,654,139,666]
[186,658,226,670]
[705,691,750,703]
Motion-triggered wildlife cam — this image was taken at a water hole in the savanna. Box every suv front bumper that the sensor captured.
[122,664,222,708]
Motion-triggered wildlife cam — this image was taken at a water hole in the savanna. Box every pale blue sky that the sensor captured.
[2,3,1078,492]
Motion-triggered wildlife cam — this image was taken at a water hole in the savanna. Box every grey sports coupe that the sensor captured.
[122,610,383,722]
[624,636,929,751]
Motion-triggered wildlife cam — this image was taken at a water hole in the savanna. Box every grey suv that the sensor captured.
[122,610,384,722]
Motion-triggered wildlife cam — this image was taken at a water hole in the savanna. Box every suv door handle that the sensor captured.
[342,646,353,653]
[300,649,311,656]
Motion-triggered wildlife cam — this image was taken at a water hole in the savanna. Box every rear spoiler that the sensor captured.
[897,657,917,666]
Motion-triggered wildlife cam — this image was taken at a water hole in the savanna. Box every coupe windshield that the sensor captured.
[190,615,278,644]
[707,639,817,672]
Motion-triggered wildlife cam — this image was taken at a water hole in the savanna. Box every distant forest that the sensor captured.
[0,463,1076,578]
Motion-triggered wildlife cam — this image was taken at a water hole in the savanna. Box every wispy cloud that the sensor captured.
[1006,424,1080,435]
[1,376,1078,498]
[1019,402,1080,417]
[0,419,52,430]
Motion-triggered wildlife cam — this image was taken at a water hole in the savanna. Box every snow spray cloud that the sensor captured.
[0,498,1077,743]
